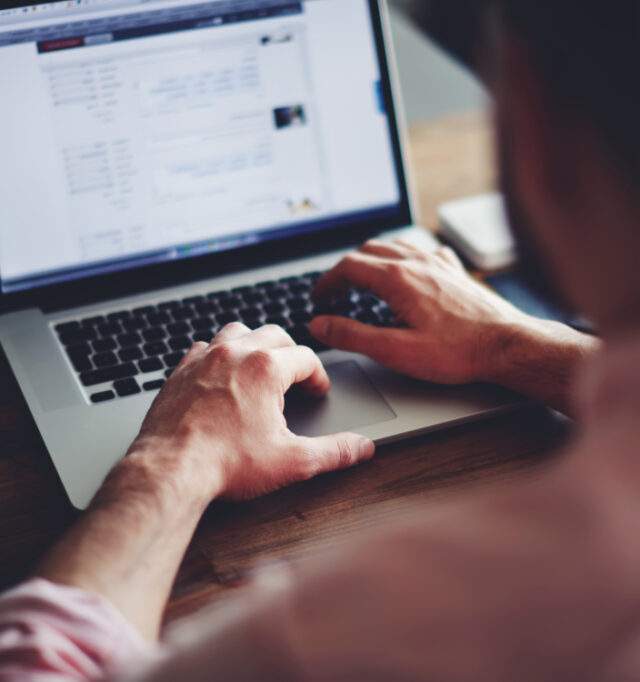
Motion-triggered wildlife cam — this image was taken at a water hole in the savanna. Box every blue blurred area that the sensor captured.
[487,272,593,334]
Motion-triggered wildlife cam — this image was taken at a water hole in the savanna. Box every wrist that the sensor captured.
[98,437,225,515]
[482,315,599,411]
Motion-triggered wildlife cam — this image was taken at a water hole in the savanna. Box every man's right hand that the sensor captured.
[309,239,598,413]
[310,239,535,385]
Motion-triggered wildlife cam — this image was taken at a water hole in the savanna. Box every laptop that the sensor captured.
[0,0,518,509]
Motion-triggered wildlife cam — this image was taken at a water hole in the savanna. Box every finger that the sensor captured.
[294,432,376,479]
[212,321,251,345]
[238,324,296,351]
[309,316,409,366]
[313,252,394,303]
[393,238,428,256]
[436,246,465,270]
[270,345,331,396]
[359,239,411,260]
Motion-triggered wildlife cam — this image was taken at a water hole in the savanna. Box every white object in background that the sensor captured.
[438,193,517,270]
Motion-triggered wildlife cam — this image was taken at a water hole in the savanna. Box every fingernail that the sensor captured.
[359,438,375,460]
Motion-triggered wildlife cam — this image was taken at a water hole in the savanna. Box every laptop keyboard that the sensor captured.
[53,271,397,404]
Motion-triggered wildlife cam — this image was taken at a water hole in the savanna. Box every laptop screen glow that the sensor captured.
[0,0,403,293]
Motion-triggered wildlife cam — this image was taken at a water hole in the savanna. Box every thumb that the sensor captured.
[296,432,375,479]
[309,315,405,363]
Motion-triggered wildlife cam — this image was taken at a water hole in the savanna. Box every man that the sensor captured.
[0,1,638,679]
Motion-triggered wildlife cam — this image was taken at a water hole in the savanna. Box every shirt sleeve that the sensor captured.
[0,579,153,682]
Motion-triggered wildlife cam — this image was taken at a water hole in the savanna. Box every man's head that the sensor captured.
[407,1,640,332]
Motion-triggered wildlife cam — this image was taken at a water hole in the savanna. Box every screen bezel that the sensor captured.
[0,0,414,314]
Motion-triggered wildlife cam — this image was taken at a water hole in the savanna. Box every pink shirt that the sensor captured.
[2,338,640,682]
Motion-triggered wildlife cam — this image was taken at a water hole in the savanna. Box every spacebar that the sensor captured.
[80,363,138,387]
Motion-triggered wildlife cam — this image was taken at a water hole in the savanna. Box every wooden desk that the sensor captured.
[0,112,567,626]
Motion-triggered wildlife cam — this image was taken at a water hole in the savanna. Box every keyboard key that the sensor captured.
[265,315,290,329]
[67,342,92,359]
[264,301,286,315]
[97,322,122,337]
[147,312,171,326]
[237,307,264,325]
[169,336,191,351]
[113,378,141,397]
[55,321,80,335]
[231,285,254,295]
[207,290,230,301]
[158,300,180,310]
[91,390,115,404]
[192,330,214,343]
[167,321,190,336]
[93,351,118,368]
[143,341,168,357]
[122,317,147,332]
[163,351,185,368]
[217,312,240,326]
[288,296,310,311]
[132,305,156,317]
[191,316,213,331]
[356,311,382,326]
[117,332,142,348]
[71,356,93,373]
[59,328,96,346]
[290,324,312,344]
[238,305,264,320]
[107,311,131,322]
[290,310,312,324]
[92,337,117,353]
[242,291,264,305]
[165,368,175,379]
[219,295,243,310]
[82,315,106,327]
[143,379,165,392]
[139,357,163,373]
[195,301,218,316]
[142,327,167,342]
[267,286,288,301]
[172,306,194,321]
[119,347,143,362]
[290,281,312,294]
[80,363,138,387]
[183,295,205,306]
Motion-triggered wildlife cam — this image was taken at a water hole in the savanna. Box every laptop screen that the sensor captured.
[0,0,404,294]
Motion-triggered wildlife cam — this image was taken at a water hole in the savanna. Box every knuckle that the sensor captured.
[322,318,342,344]
[335,438,355,469]
[264,323,290,340]
[222,321,246,334]
[209,342,236,363]
[343,252,362,269]
[296,344,317,361]
[246,349,277,377]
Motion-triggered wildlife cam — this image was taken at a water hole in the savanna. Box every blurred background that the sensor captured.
[388,1,487,123]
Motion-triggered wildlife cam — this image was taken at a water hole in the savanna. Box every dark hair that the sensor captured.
[496,2,639,184]
[401,1,639,184]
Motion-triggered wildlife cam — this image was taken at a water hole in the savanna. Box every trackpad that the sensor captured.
[285,361,396,437]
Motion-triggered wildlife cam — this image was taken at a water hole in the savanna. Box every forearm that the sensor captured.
[37,446,217,640]
[489,318,600,416]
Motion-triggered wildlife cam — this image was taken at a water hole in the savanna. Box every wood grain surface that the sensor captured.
[0,112,568,627]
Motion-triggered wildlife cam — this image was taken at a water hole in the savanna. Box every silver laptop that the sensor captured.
[0,0,517,509]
